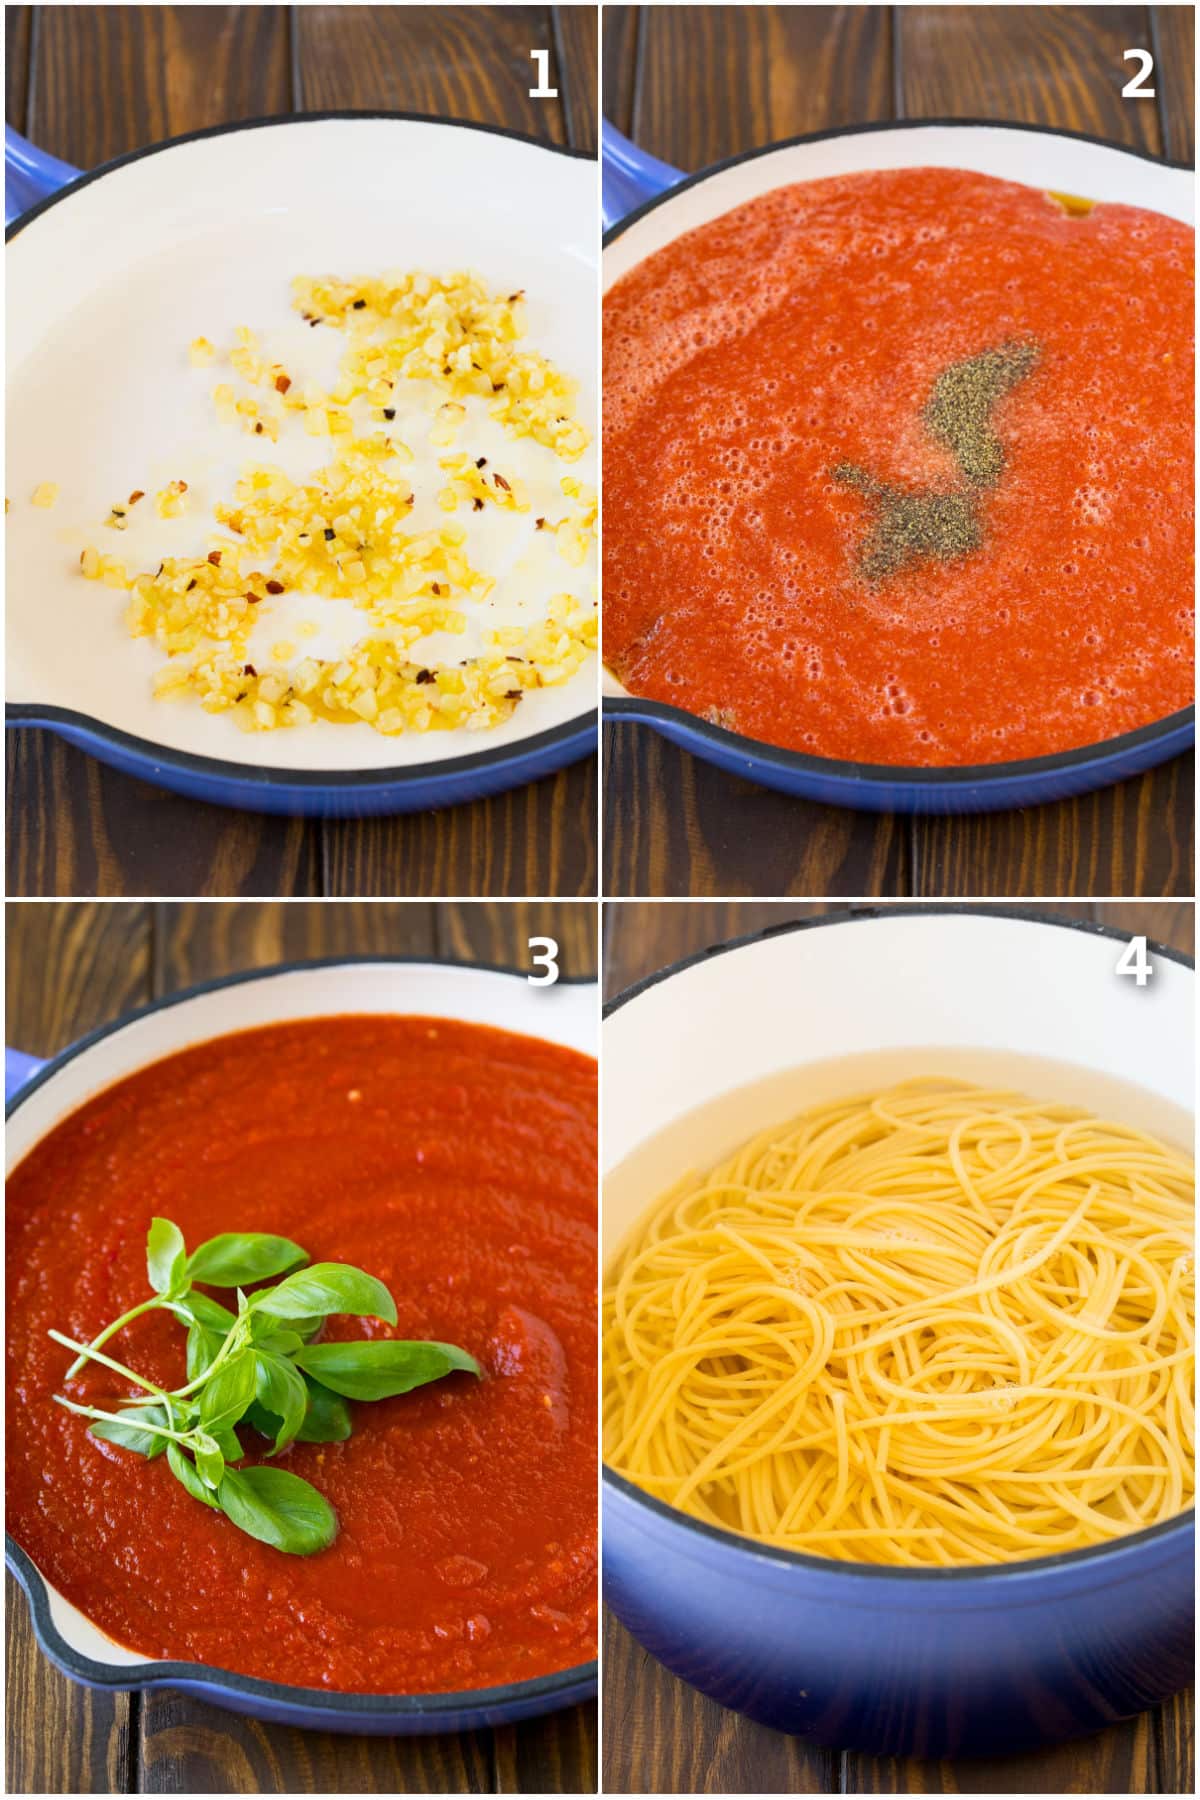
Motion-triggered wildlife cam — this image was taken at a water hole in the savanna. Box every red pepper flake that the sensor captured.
[207,550,222,565]
[254,422,264,434]
[476,456,487,469]
[382,407,395,420]
[275,373,292,394]
[128,489,145,504]
[265,579,284,595]
[505,688,522,700]
[178,481,188,493]
[352,298,366,309]
[243,663,257,677]
[415,668,435,685]
[494,472,511,492]
[186,578,197,591]
[472,497,485,512]
[323,527,336,541]
[492,381,506,392]
[245,590,262,604]
[535,517,546,530]
[431,582,443,595]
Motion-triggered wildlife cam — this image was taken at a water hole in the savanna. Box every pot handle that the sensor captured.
[6,1048,47,1102]
[602,120,684,232]
[6,125,80,228]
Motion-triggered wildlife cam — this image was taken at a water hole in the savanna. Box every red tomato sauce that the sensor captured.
[7,1016,597,1694]
[604,167,1194,764]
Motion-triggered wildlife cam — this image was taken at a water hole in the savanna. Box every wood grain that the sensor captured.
[6,3,598,900]
[601,3,1195,900]
[5,900,597,1794]
[600,897,1194,1794]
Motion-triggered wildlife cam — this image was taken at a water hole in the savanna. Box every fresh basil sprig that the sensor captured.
[51,1216,482,1555]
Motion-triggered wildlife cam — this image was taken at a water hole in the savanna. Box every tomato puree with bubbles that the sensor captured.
[604,167,1194,764]
[7,1016,596,1694]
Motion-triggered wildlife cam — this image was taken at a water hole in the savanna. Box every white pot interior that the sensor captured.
[603,913,1193,1260]
[8,118,598,769]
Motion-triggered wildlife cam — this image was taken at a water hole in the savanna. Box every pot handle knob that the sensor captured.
[602,120,684,232]
[6,1048,47,1102]
[6,125,80,228]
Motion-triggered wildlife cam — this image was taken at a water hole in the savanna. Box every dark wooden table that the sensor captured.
[5,4,598,899]
[602,4,1195,900]
[602,898,1195,1795]
[5,900,598,1794]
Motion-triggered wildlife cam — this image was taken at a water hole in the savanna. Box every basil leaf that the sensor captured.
[217,1465,338,1555]
[146,1218,187,1297]
[241,1399,285,1443]
[89,1401,171,1459]
[177,1293,237,1334]
[247,1315,306,1355]
[187,1233,309,1288]
[211,1425,244,1464]
[296,1378,353,1444]
[186,1321,227,1383]
[167,1441,218,1508]
[294,1338,482,1402]
[192,1430,225,1489]
[252,1263,398,1327]
[253,1351,308,1453]
[199,1349,257,1434]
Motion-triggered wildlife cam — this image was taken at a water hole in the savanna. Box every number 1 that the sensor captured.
[530,49,558,98]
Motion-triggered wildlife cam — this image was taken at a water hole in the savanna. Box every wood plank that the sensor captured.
[897,4,1162,151]
[553,3,599,152]
[603,4,900,899]
[1152,1,1197,161]
[603,729,907,897]
[29,3,290,162]
[137,1690,492,1795]
[434,900,597,976]
[5,900,152,1796]
[493,1705,598,1794]
[603,1613,837,1794]
[9,4,313,903]
[1152,1686,1195,1796]
[633,1,891,165]
[4,736,322,900]
[600,3,639,134]
[5,1577,137,1797]
[149,901,438,989]
[603,898,832,996]
[843,1709,1155,1794]
[321,763,599,900]
[294,3,569,143]
[5,3,32,126]
[912,755,1194,898]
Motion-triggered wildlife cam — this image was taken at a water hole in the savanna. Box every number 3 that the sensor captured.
[528,936,560,986]
[1115,936,1153,987]
[1122,48,1156,97]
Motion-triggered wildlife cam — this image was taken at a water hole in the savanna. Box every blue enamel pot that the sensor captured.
[602,120,1194,814]
[6,957,598,1732]
[602,908,1194,1755]
[7,118,597,818]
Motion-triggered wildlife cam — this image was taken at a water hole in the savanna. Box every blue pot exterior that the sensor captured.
[604,1475,1195,1757]
[9,713,597,817]
[606,701,1194,816]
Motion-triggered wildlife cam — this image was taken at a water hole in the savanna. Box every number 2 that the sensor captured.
[1115,936,1153,987]
[1121,48,1156,97]
[528,936,560,986]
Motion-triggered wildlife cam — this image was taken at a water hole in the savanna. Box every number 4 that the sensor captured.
[528,936,560,986]
[1115,936,1153,987]
[1122,49,1156,97]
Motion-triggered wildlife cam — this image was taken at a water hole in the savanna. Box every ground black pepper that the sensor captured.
[833,338,1039,580]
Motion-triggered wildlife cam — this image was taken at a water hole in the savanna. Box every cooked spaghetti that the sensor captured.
[603,1080,1194,1566]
